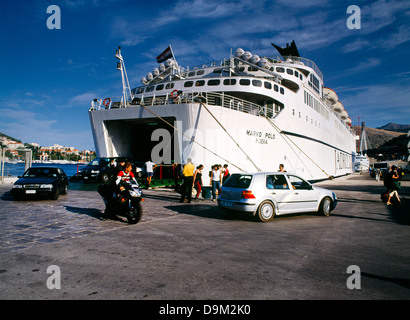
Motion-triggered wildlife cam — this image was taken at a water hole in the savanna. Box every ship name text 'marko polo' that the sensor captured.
[89,40,356,181]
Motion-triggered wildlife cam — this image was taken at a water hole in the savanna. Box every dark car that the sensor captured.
[11,167,69,200]
[76,157,113,183]
[75,157,143,183]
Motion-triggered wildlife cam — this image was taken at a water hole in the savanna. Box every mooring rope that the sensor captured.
[199,102,261,172]
[264,115,333,179]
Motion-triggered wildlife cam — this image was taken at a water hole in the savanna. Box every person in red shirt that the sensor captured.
[222,164,230,184]
[116,162,138,191]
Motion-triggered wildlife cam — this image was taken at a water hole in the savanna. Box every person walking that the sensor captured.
[193,164,204,200]
[386,165,402,206]
[375,168,381,182]
[210,164,222,201]
[180,158,195,203]
[144,159,156,189]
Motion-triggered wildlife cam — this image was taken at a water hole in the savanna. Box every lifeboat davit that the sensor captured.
[323,87,338,105]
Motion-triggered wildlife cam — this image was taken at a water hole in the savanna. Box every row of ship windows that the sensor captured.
[186,67,304,81]
[304,90,330,120]
[135,79,285,95]
[292,108,323,128]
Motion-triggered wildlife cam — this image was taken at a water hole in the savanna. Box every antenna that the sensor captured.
[115,46,133,107]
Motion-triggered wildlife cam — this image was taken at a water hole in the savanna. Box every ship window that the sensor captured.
[137,87,145,94]
[239,79,250,86]
[248,66,258,72]
[146,86,155,92]
[264,81,272,89]
[252,80,262,87]
[184,81,194,87]
[195,80,205,87]
[286,69,293,75]
[165,83,174,89]
[292,109,295,116]
[236,66,245,72]
[208,79,220,86]
[197,70,205,75]
[213,68,223,74]
[300,74,303,80]
[276,67,285,73]
[223,79,236,85]
[274,84,278,92]
[295,71,299,78]
[188,71,196,77]
[280,87,284,94]
[156,84,164,91]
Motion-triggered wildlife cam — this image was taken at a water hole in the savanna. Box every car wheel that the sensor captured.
[318,197,332,216]
[51,187,59,200]
[257,200,275,222]
[61,184,68,195]
[100,173,110,183]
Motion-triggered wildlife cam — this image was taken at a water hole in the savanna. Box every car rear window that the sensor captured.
[223,174,252,188]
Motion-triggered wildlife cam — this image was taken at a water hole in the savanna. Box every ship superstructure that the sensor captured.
[89,42,356,181]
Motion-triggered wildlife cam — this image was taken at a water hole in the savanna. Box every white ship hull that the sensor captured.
[90,100,354,181]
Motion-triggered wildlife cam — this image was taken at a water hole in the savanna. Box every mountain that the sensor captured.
[376,123,410,133]
[352,125,406,150]
[0,132,22,143]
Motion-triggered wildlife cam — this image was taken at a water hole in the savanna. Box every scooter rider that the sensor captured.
[116,162,139,191]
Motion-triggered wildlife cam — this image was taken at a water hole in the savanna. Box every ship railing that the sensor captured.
[90,91,279,119]
[278,56,323,81]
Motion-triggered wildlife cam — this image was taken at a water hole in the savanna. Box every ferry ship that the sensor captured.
[89,41,356,181]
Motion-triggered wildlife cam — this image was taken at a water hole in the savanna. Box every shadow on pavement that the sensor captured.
[362,272,410,290]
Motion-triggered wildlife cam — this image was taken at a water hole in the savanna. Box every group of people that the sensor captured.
[179,159,230,203]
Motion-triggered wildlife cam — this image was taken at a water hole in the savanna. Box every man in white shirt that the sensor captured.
[144,160,156,189]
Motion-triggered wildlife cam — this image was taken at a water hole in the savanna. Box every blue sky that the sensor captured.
[1,0,409,151]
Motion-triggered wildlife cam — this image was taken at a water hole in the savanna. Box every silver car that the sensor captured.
[217,172,337,222]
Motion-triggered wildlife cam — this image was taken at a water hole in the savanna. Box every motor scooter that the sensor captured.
[98,181,143,224]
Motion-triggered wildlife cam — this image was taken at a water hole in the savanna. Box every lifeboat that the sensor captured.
[340,110,348,120]
[333,101,344,113]
[344,117,352,126]
[323,87,338,105]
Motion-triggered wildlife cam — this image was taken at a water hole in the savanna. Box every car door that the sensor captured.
[286,175,320,212]
[265,174,294,214]
[56,168,68,189]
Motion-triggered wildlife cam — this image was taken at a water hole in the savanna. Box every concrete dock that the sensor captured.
[0,173,409,301]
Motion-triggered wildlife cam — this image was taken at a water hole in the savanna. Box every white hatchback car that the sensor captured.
[217,172,337,222]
